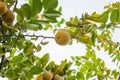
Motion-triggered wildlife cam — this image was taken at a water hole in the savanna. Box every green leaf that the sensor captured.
[10,48,16,57]
[21,4,31,20]
[43,0,58,11]
[44,10,62,17]
[41,53,50,66]
[24,41,34,54]
[86,72,93,79]
[110,9,119,23]
[67,76,76,80]
[117,6,120,22]
[16,38,25,50]
[11,53,23,64]
[26,23,40,31]
[29,66,42,74]
[77,72,85,80]
[60,59,67,69]
[78,37,91,44]
[74,16,79,24]
[31,0,42,17]
[91,31,97,45]
[15,8,24,21]
[36,44,42,52]
[44,15,57,23]
[75,61,81,66]
[100,11,109,24]
[41,41,49,45]
[85,50,91,59]
[116,54,120,61]
[91,51,96,62]
[31,20,49,24]
[5,70,17,79]
[109,44,113,54]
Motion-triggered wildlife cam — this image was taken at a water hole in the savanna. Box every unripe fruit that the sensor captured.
[36,13,44,20]
[36,74,43,80]
[53,74,64,80]
[43,71,54,80]
[2,9,15,23]
[55,30,71,46]
[0,2,7,15]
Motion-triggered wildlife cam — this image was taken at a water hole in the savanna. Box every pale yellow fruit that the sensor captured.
[2,9,15,23]
[43,71,54,80]
[53,74,64,80]
[55,30,71,46]
[36,13,44,20]
[82,34,90,39]
[36,74,43,80]
[0,2,7,15]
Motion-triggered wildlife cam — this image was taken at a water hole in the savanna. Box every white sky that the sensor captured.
[1,0,120,80]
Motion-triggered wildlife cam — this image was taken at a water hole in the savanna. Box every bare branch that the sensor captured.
[13,0,18,11]
[23,34,55,39]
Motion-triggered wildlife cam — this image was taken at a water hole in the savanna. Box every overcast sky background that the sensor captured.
[1,0,120,80]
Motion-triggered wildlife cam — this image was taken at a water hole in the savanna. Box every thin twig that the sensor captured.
[118,75,120,80]
[23,34,55,39]
[13,0,18,11]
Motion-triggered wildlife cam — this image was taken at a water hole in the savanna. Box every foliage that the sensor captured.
[0,0,119,80]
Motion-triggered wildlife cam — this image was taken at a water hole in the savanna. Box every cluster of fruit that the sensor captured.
[36,71,64,80]
[0,1,14,23]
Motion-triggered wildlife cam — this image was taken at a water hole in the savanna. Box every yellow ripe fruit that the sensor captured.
[2,9,15,23]
[53,74,64,80]
[36,75,43,80]
[0,2,7,15]
[55,30,71,46]
[43,71,54,80]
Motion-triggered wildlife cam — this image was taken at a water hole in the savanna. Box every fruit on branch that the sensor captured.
[55,30,71,46]
[2,9,15,23]
[0,2,7,15]
[36,74,43,80]
[43,71,54,80]
[53,74,64,80]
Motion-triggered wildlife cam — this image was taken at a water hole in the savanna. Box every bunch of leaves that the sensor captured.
[69,48,119,80]
[65,2,120,65]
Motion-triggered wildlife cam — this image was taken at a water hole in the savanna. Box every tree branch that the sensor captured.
[118,75,120,80]
[13,0,18,11]
[0,18,5,70]
[23,34,55,39]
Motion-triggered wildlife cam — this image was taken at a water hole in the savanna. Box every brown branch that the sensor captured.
[13,0,18,11]
[118,75,120,80]
[0,18,5,70]
[23,34,55,39]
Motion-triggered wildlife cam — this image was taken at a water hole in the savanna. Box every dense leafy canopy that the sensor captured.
[0,0,119,80]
